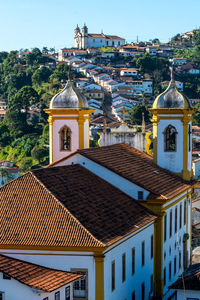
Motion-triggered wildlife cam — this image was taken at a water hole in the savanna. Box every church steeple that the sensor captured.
[45,70,94,164]
[149,68,195,181]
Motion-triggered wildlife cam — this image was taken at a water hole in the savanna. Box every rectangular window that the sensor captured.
[150,274,153,294]
[184,200,187,225]
[141,282,145,300]
[142,241,145,266]
[179,251,182,270]
[180,203,182,229]
[122,253,126,282]
[163,267,166,286]
[138,191,143,200]
[175,206,177,233]
[169,261,172,281]
[164,214,167,242]
[174,256,177,275]
[111,261,115,291]
[55,292,60,300]
[65,286,70,300]
[132,291,135,300]
[151,235,154,259]
[0,293,4,300]
[132,248,135,275]
[170,209,173,237]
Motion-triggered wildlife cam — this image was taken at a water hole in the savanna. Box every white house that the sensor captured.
[120,68,138,77]
[0,254,81,300]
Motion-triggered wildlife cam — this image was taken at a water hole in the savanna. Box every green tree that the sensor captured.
[42,47,49,54]
[128,105,151,125]
[32,67,52,86]
[9,86,39,113]
[31,145,48,163]
[0,121,12,147]
[152,38,160,44]
[20,157,33,172]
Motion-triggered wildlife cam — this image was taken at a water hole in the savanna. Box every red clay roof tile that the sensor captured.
[0,254,82,292]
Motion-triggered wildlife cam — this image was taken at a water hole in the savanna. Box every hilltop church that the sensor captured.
[74,24,125,49]
[0,73,196,300]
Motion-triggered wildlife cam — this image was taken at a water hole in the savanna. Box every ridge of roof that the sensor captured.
[32,164,157,246]
[0,254,82,292]
[48,144,193,201]
[77,143,192,200]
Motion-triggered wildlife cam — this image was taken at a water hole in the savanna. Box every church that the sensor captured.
[0,73,196,300]
[74,24,125,49]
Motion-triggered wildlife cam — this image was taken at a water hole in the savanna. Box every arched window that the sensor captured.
[59,126,71,151]
[164,125,177,152]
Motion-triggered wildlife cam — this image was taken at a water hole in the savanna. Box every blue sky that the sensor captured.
[0,0,199,51]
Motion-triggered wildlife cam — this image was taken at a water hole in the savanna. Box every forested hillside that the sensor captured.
[0,48,78,171]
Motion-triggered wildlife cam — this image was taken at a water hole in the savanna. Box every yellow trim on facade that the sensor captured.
[94,254,104,300]
[0,244,105,252]
[154,214,164,297]
[149,108,195,115]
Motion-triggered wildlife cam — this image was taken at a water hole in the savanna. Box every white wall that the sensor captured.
[55,153,150,200]
[53,118,79,162]
[162,193,191,298]
[176,289,200,300]
[104,223,154,300]
[41,283,73,300]
[0,250,95,300]
[157,118,183,173]
[0,272,40,300]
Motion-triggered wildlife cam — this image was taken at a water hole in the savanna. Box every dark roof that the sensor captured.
[77,144,192,200]
[0,164,156,248]
[0,254,81,292]
[170,263,200,290]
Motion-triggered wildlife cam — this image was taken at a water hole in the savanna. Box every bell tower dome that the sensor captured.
[149,69,195,181]
[45,72,94,164]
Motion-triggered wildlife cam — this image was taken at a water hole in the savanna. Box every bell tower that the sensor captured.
[149,69,195,181]
[45,74,94,164]
[81,23,88,49]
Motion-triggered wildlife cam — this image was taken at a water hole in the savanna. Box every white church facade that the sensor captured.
[0,71,197,300]
[74,24,125,49]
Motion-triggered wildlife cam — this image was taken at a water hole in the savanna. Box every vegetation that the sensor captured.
[128,105,152,125]
[0,48,81,171]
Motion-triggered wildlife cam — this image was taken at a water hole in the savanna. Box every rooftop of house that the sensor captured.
[170,263,200,290]
[76,144,192,200]
[0,163,156,249]
[0,254,82,292]
[87,33,124,40]
[50,144,193,201]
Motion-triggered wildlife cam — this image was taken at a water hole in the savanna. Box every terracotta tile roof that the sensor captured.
[170,263,200,290]
[77,144,193,200]
[0,254,81,292]
[0,171,103,248]
[0,165,156,248]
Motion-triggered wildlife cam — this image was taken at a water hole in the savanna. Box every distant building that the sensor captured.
[74,24,125,49]
[0,160,20,186]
